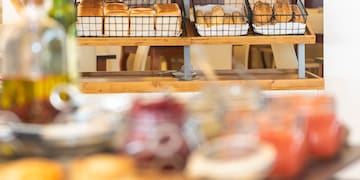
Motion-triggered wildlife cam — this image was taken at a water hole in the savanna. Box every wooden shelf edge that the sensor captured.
[80,78,324,93]
[77,37,191,46]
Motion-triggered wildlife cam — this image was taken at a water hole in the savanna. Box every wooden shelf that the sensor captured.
[79,69,323,93]
[77,19,316,46]
[77,36,192,46]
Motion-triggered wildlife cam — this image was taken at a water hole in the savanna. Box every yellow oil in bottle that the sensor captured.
[0,75,70,124]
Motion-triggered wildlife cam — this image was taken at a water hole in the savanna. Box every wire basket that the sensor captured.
[75,0,185,37]
[247,0,308,35]
[192,0,250,36]
[75,0,104,37]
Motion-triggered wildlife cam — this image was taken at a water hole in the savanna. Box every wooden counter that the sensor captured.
[136,146,360,180]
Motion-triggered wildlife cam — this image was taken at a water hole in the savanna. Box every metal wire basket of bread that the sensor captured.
[75,0,104,37]
[75,0,185,37]
[247,0,308,35]
[192,0,250,36]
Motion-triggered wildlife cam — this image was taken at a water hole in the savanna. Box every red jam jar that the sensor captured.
[124,97,189,171]
[257,104,307,179]
[301,95,345,159]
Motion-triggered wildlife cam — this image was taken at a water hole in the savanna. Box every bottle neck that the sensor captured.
[52,0,67,7]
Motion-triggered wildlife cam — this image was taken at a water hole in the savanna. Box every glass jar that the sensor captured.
[257,101,307,179]
[1,0,69,124]
[301,95,344,159]
[123,96,190,171]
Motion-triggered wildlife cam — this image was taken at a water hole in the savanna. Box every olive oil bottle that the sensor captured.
[2,0,70,123]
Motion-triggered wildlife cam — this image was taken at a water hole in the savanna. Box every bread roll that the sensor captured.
[0,158,64,180]
[252,1,272,24]
[204,12,212,27]
[232,11,245,24]
[274,1,292,22]
[211,6,225,25]
[292,4,305,23]
[223,13,233,24]
[196,10,205,24]
[69,154,137,180]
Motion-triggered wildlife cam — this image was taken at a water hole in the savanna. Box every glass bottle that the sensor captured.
[1,0,69,123]
[49,0,79,84]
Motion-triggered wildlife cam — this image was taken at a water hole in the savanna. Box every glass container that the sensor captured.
[1,0,69,123]
[301,95,345,159]
[257,101,307,178]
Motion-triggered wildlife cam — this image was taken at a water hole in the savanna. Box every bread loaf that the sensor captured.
[77,7,103,16]
[154,3,182,35]
[292,4,305,23]
[129,8,156,36]
[232,11,245,24]
[252,1,272,24]
[78,0,103,8]
[274,1,292,22]
[154,3,181,16]
[104,10,129,36]
[77,6,103,36]
[104,2,128,14]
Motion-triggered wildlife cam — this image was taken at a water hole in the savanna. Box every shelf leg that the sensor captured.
[297,44,306,78]
[183,46,192,81]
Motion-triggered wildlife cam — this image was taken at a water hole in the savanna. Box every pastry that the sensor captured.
[223,13,233,24]
[69,154,137,180]
[274,1,292,22]
[0,158,64,180]
[154,3,182,35]
[292,4,305,23]
[252,1,272,24]
[129,8,156,36]
[211,5,225,25]
[104,10,130,36]
[196,10,205,24]
[232,11,245,24]
[76,7,104,36]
